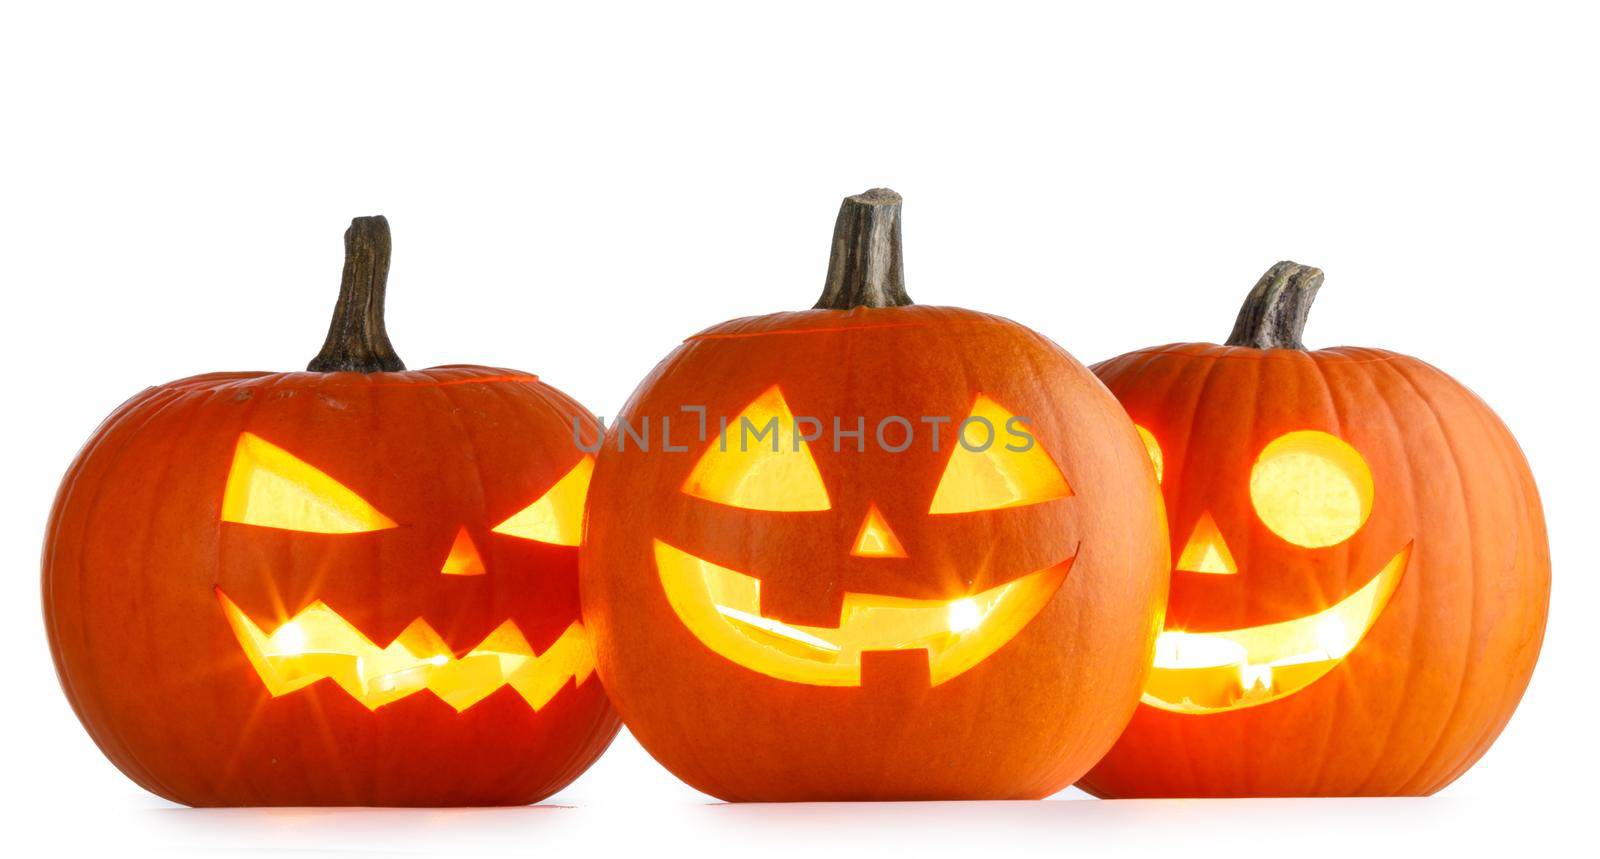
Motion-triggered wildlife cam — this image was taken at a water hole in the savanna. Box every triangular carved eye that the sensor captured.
[492,456,595,547]
[222,433,396,533]
[929,395,1071,514]
[681,386,831,512]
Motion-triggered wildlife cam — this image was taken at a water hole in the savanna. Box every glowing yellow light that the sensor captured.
[1135,424,1163,484]
[271,621,307,656]
[1250,430,1374,548]
[1153,631,1247,668]
[440,527,487,576]
[1241,663,1273,692]
[491,456,595,547]
[682,386,831,512]
[218,591,596,712]
[1316,614,1353,659]
[928,395,1071,514]
[221,433,396,533]
[655,539,1070,686]
[1142,544,1410,714]
[715,605,841,652]
[850,504,907,558]
[947,599,981,633]
[1176,512,1238,575]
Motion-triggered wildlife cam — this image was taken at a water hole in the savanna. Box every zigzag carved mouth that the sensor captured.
[217,590,596,712]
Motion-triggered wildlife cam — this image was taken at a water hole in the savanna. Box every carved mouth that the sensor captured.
[1143,544,1411,714]
[217,590,596,712]
[654,539,1074,687]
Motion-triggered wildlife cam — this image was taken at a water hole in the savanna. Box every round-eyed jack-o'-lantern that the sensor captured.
[43,218,619,806]
[1079,262,1550,797]
[580,190,1169,801]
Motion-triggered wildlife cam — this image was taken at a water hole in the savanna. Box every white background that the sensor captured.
[2,2,1593,856]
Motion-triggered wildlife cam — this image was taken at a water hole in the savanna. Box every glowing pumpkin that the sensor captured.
[580,189,1168,801]
[43,217,619,806]
[1080,262,1550,797]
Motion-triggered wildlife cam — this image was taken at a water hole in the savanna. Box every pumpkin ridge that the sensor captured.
[1380,357,1486,793]
[1148,351,1214,797]
[45,386,189,802]
[1297,353,1366,792]
[1435,400,1550,791]
[128,391,232,802]
[1170,353,1229,592]
[1376,356,1522,795]
[1359,360,1425,792]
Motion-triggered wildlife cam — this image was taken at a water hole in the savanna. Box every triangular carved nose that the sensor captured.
[440,527,487,576]
[1176,511,1237,575]
[851,504,908,558]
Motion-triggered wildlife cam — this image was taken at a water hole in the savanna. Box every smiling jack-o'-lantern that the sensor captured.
[1079,262,1550,797]
[43,218,619,806]
[580,190,1168,801]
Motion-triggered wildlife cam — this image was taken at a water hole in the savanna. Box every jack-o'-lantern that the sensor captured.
[1079,262,1550,797]
[580,189,1168,801]
[43,217,619,806]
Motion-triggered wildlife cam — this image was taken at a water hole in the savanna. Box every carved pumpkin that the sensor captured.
[1080,262,1550,797]
[580,190,1168,801]
[43,218,619,806]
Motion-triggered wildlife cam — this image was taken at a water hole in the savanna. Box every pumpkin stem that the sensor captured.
[1225,261,1324,350]
[307,216,407,372]
[813,188,914,309]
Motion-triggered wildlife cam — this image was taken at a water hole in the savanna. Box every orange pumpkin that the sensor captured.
[580,190,1168,801]
[1080,262,1550,797]
[43,217,619,806]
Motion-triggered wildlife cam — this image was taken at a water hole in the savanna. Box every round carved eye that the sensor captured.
[1249,430,1373,548]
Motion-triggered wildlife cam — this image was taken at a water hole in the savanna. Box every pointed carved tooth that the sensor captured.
[217,591,594,711]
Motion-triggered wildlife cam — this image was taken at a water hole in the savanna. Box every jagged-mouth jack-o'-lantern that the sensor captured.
[43,218,619,806]
[580,190,1168,801]
[1079,262,1550,797]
